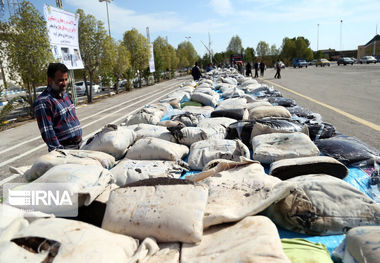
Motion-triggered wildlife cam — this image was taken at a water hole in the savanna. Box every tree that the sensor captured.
[226,35,243,54]
[1,1,53,117]
[280,36,313,63]
[99,35,117,94]
[114,43,131,91]
[256,41,270,57]
[270,44,280,56]
[244,47,255,64]
[77,9,107,103]
[176,41,198,68]
[122,28,150,88]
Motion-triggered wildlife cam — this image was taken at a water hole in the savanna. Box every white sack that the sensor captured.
[215,97,247,110]
[102,178,208,243]
[82,124,135,160]
[346,226,380,263]
[125,107,165,125]
[181,106,214,117]
[181,216,291,263]
[252,132,320,164]
[24,149,115,181]
[188,139,250,170]
[126,123,176,142]
[176,127,225,146]
[126,137,189,161]
[249,105,291,119]
[191,92,219,107]
[110,159,189,186]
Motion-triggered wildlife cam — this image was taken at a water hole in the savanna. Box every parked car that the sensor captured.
[292,58,308,68]
[337,57,354,66]
[75,81,100,96]
[350,57,357,63]
[309,59,318,66]
[35,86,47,96]
[316,58,330,67]
[359,56,377,64]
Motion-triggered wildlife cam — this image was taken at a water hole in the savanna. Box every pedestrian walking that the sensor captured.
[34,63,82,151]
[274,59,281,79]
[191,62,202,81]
[254,61,259,78]
[245,62,252,77]
[259,60,266,77]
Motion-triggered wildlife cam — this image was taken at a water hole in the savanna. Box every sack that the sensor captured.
[316,136,380,167]
[269,156,348,180]
[171,126,225,146]
[24,149,115,181]
[126,123,176,142]
[187,159,294,228]
[82,124,135,160]
[2,217,138,263]
[265,174,380,235]
[182,105,214,117]
[129,238,180,263]
[197,117,237,135]
[102,178,208,243]
[110,159,189,186]
[252,132,320,164]
[268,97,296,107]
[33,164,114,206]
[188,139,250,170]
[346,226,380,263]
[215,97,247,110]
[126,137,189,161]
[226,120,256,148]
[191,92,219,107]
[125,106,165,125]
[247,100,272,110]
[249,105,291,119]
[251,118,309,138]
[211,108,249,120]
[181,216,291,263]
[170,112,205,127]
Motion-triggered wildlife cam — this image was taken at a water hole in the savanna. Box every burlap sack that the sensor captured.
[187,158,295,228]
[82,124,135,160]
[126,123,176,142]
[24,149,115,181]
[346,226,380,263]
[110,159,189,186]
[188,139,250,170]
[249,105,291,119]
[102,178,208,243]
[181,105,214,117]
[191,92,219,107]
[181,216,291,263]
[269,156,348,180]
[125,106,165,125]
[126,137,189,161]
[252,132,320,164]
[1,217,138,263]
[265,174,380,235]
[197,117,237,136]
[174,126,224,146]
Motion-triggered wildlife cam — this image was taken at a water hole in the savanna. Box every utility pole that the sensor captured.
[317,24,319,51]
[146,26,150,43]
[340,20,343,51]
[99,0,112,36]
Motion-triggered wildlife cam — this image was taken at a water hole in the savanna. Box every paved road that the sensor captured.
[260,63,380,151]
[0,77,189,187]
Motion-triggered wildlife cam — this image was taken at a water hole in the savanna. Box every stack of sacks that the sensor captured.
[82,124,135,160]
[23,149,115,181]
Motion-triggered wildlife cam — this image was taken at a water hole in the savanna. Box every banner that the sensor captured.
[149,44,155,73]
[44,5,84,70]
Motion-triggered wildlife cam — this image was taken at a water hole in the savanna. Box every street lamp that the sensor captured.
[340,20,343,51]
[99,0,112,36]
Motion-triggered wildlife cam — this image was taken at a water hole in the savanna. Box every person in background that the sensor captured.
[34,63,82,151]
[206,63,213,72]
[254,61,259,78]
[245,62,252,77]
[191,62,202,81]
[274,59,282,79]
[259,60,266,77]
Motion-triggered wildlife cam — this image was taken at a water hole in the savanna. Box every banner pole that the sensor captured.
[70,70,77,106]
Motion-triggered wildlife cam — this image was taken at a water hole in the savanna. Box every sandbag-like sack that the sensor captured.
[187,159,295,228]
[265,174,380,235]
[247,100,272,110]
[188,139,250,170]
[211,108,249,120]
[269,97,296,107]
[110,159,189,186]
[126,123,176,142]
[129,238,180,263]
[216,97,247,110]
[252,132,320,164]
[191,92,219,107]
[3,217,138,263]
[125,107,165,125]
[197,117,237,135]
[170,112,205,127]
[170,126,225,146]
[82,124,135,160]
[126,137,189,161]
[316,136,380,167]
[249,105,291,119]
[251,118,309,138]
[269,156,348,180]
[24,149,115,181]
[181,216,291,263]
[226,120,256,148]
[102,178,208,243]
[346,226,380,263]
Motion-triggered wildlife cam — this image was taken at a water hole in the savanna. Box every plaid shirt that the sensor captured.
[34,86,82,151]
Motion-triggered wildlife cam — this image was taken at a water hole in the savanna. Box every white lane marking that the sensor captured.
[0,81,179,156]
[0,84,179,186]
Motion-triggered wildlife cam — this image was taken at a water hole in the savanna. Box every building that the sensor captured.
[357,34,380,59]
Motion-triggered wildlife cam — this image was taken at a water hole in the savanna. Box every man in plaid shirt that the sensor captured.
[34,63,82,151]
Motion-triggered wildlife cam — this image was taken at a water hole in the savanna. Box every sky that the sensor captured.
[6,0,380,56]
